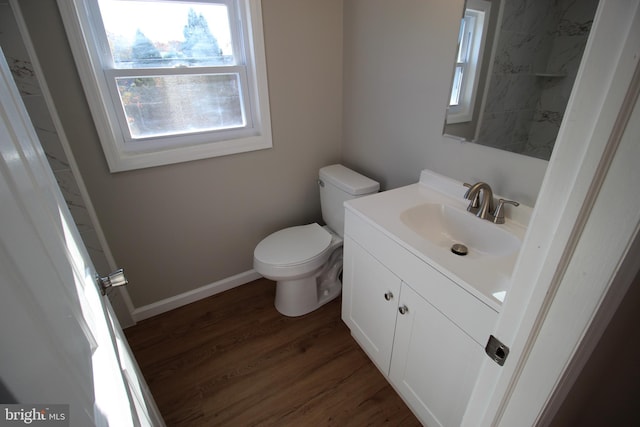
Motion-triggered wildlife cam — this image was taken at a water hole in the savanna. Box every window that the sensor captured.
[58,0,272,172]
[448,0,491,124]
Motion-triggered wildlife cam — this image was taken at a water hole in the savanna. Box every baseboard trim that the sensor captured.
[131,270,262,322]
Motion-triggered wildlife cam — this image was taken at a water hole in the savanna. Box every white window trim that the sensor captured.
[447,0,491,124]
[57,0,272,172]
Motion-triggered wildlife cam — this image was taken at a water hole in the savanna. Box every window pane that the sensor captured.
[98,0,235,68]
[456,19,466,63]
[458,15,475,63]
[115,74,246,139]
[450,66,463,106]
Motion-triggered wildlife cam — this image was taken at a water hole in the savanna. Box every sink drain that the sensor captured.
[451,243,468,256]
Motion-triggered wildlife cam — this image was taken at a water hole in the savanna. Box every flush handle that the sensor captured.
[485,335,509,366]
[384,291,394,301]
[97,268,128,295]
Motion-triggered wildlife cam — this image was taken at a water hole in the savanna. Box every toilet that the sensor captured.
[253,164,379,316]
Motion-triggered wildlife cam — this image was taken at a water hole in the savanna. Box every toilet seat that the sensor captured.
[255,223,331,266]
[254,223,337,280]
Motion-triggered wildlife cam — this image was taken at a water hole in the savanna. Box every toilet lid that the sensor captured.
[254,223,332,266]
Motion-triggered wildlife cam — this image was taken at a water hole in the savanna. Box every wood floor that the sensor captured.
[125,278,421,426]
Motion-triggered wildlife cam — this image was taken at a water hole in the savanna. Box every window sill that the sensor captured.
[103,133,272,172]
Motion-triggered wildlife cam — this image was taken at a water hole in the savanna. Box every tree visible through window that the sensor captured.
[182,9,223,62]
[98,1,245,139]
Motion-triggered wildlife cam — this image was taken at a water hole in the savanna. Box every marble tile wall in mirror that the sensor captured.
[444,0,599,161]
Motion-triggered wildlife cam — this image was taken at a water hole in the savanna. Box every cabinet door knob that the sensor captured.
[398,305,409,315]
[384,291,394,301]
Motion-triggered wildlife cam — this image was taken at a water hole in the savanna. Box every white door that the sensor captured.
[0,49,164,426]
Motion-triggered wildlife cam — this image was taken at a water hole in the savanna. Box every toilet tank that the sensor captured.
[319,164,379,237]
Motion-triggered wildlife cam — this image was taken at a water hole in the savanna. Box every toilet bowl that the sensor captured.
[253,165,379,317]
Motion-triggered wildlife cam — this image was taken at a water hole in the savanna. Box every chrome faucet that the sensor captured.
[463,182,519,223]
[464,182,494,220]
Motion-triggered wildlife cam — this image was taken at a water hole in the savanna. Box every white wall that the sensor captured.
[343,0,548,206]
[17,0,344,307]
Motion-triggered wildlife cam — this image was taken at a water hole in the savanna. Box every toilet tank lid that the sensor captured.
[319,164,379,195]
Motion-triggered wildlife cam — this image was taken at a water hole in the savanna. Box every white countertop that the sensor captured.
[344,170,529,311]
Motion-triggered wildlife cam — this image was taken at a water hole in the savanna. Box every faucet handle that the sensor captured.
[492,199,520,224]
[463,183,480,214]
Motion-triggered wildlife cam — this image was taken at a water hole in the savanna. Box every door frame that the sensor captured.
[463,1,640,425]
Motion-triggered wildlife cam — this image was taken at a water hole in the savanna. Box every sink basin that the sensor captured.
[400,203,521,257]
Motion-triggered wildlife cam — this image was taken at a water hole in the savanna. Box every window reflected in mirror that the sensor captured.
[448,0,491,125]
[444,0,599,161]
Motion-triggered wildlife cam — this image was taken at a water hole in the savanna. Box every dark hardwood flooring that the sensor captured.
[125,278,421,426]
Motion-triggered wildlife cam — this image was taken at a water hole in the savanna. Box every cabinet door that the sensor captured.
[390,284,484,427]
[342,236,401,374]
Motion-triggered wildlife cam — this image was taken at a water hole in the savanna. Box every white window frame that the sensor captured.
[448,0,491,124]
[57,0,272,172]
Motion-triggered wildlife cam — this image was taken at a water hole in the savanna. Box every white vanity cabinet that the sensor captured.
[341,236,401,373]
[389,283,485,427]
[342,209,497,427]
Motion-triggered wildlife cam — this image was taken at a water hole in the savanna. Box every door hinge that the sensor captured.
[485,335,509,366]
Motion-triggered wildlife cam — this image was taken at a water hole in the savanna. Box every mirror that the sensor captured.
[444,0,599,161]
